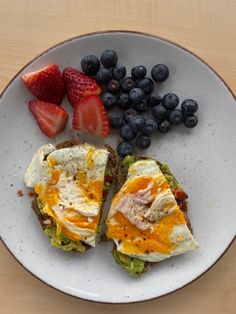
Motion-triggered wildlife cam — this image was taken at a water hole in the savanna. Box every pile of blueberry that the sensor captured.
[81,49,199,158]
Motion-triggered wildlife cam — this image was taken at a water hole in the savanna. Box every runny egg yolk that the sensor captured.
[76,170,104,203]
[63,208,100,231]
[106,209,186,254]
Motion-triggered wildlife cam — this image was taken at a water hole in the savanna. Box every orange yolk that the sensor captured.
[63,209,100,231]
[106,209,186,254]
[76,169,104,204]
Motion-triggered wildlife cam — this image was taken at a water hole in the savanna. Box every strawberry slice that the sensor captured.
[63,67,101,107]
[22,64,65,105]
[28,100,69,138]
[72,95,110,137]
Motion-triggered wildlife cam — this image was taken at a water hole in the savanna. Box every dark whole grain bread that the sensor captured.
[116,155,192,233]
[31,138,118,251]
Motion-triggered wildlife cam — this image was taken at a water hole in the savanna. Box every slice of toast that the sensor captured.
[31,138,118,252]
[108,155,195,275]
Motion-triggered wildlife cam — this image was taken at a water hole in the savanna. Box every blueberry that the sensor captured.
[129,88,145,105]
[137,78,154,94]
[131,65,147,80]
[120,77,136,93]
[120,124,137,141]
[129,115,146,132]
[152,105,168,121]
[136,135,151,149]
[102,93,117,109]
[134,98,149,113]
[107,79,120,94]
[112,64,126,80]
[117,141,134,158]
[123,108,138,123]
[146,93,162,107]
[181,99,198,115]
[108,112,123,129]
[81,55,100,76]
[184,115,198,128]
[95,68,112,83]
[162,93,179,110]
[168,109,183,124]
[142,118,158,135]
[151,64,169,82]
[158,120,171,133]
[100,49,118,68]
[117,93,130,109]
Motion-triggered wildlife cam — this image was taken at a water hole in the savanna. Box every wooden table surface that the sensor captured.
[0,1,235,313]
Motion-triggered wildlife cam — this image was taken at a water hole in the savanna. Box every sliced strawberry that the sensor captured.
[28,100,69,138]
[22,64,65,105]
[63,67,101,106]
[72,95,110,137]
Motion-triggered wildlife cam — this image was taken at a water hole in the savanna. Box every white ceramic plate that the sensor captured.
[0,31,235,303]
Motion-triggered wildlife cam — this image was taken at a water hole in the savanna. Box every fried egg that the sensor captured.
[24,143,109,246]
[106,160,199,262]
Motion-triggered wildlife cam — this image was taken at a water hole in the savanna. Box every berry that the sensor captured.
[152,105,168,121]
[95,68,112,83]
[146,92,162,107]
[22,64,65,105]
[158,120,171,133]
[120,124,137,141]
[107,79,120,94]
[168,109,183,124]
[136,135,151,149]
[72,95,110,137]
[181,99,198,115]
[100,49,118,68]
[28,100,68,138]
[129,115,146,132]
[184,115,198,128]
[123,108,138,123]
[137,78,154,94]
[134,99,149,112]
[102,93,117,109]
[120,77,136,93]
[81,55,100,76]
[62,68,101,107]
[117,141,134,158]
[142,118,158,135]
[117,93,130,109]
[109,112,123,129]
[151,64,169,82]
[131,65,147,80]
[112,64,126,80]
[129,88,145,105]
[162,93,179,110]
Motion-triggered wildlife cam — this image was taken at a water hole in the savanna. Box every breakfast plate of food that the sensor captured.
[0,30,235,303]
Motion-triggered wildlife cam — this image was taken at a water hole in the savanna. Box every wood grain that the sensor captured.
[0,0,235,313]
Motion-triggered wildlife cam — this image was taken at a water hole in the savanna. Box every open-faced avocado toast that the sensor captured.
[25,139,118,253]
[106,155,199,276]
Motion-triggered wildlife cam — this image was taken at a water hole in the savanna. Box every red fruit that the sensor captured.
[22,64,65,105]
[173,188,188,200]
[28,100,69,138]
[72,95,110,137]
[63,67,101,106]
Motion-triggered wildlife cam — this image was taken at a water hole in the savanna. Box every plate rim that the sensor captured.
[0,30,235,304]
